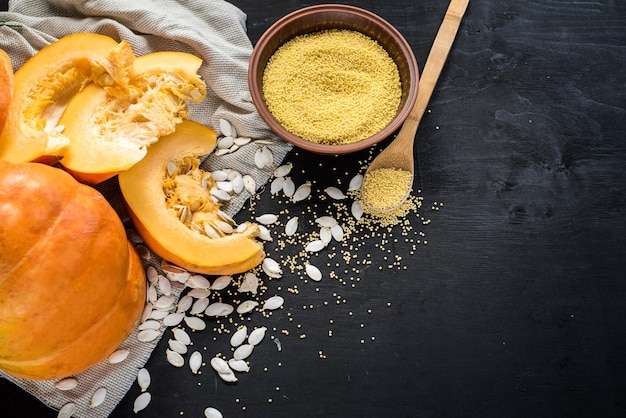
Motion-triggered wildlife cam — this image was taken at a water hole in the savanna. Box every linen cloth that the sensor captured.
[0,0,290,416]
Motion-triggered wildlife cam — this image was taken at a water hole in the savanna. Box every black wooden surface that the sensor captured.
[1,0,626,417]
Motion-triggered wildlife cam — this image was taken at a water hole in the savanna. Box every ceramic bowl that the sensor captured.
[248,4,419,155]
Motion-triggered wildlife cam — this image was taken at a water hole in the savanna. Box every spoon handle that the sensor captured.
[404,0,470,132]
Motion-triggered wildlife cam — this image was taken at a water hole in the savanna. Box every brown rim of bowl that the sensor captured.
[248,4,419,155]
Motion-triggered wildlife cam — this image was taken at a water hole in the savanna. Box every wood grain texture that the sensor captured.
[1,0,625,417]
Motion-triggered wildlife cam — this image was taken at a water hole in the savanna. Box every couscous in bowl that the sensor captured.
[248,4,419,155]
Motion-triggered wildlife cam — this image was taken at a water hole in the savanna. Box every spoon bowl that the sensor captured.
[362,0,470,212]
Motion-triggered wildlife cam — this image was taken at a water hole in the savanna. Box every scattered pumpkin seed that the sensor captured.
[137,368,151,392]
[274,163,293,177]
[189,351,203,374]
[351,200,364,220]
[233,343,254,360]
[262,257,282,278]
[238,272,259,294]
[166,349,185,367]
[292,182,312,202]
[189,297,210,315]
[331,224,344,241]
[218,369,238,383]
[133,392,151,413]
[236,300,259,314]
[348,174,364,191]
[256,213,278,225]
[248,326,267,346]
[219,118,233,137]
[230,325,248,347]
[262,295,284,311]
[211,275,232,290]
[282,176,295,197]
[305,239,325,252]
[54,377,78,391]
[228,358,250,372]
[90,387,107,408]
[325,186,347,200]
[168,339,188,355]
[305,263,322,281]
[57,402,76,418]
[210,356,231,374]
[108,348,130,364]
[285,216,299,236]
[205,302,235,317]
[184,316,206,331]
[270,176,285,194]
[173,328,192,345]
[138,329,160,342]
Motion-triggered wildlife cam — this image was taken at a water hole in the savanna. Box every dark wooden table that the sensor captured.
[2,0,625,417]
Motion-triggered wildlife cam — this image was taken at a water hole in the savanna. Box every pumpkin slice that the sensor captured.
[119,120,265,275]
[0,33,134,164]
[59,51,207,184]
[0,160,146,380]
[0,48,13,136]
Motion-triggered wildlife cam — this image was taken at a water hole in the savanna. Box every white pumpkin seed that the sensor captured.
[211,170,228,181]
[216,180,233,193]
[161,260,186,275]
[254,147,267,169]
[230,326,248,347]
[166,270,190,284]
[139,319,161,331]
[173,328,192,345]
[229,144,240,154]
[255,139,275,145]
[231,175,245,194]
[168,339,188,355]
[258,224,273,241]
[316,216,338,228]
[157,274,172,296]
[325,186,347,200]
[187,288,211,299]
[210,188,231,202]
[228,358,250,372]
[348,174,364,191]
[211,275,232,290]
[133,392,151,413]
[205,407,224,418]
[57,402,76,418]
[263,295,284,311]
[147,284,157,303]
[292,182,311,202]
[282,176,295,197]
[90,387,106,408]
[243,174,256,194]
[217,136,234,149]
[234,136,252,146]
[305,239,326,252]
[146,266,158,283]
[219,118,233,137]
[319,227,332,245]
[148,309,169,320]
[184,316,206,331]
[210,357,231,374]
[262,146,274,166]
[270,176,285,194]
[138,329,160,342]
[233,343,254,360]
[285,216,299,236]
[189,351,203,374]
[54,378,78,391]
[331,224,344,241]
[177,295,194,313]
[140,304,153,323]
[137,368,151,392]
[108,348,130,364]
[154,294,176,311]
[248,326,267,346]
[238,272,259,294]
[218,369,238,383]
[236,300,259,314]
[305,263,322,281]
[256,213,278,225]
[166,349,185,367]
[187,275,211,289]
[240,90,252,102]
[204,223,221,239]
[205,302,235,317]
[236,223,248,233]
[262,257,282,278]
[351,200,364,220]
[274,162,293,177]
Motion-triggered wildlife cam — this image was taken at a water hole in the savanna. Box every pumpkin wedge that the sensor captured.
[0,160,146,380]
[119,120,266,275]
[0,49,13,136]
[59,51,206,184]
[0,33,134,164]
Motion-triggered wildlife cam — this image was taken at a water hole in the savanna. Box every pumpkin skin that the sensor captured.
[0,160,146,380]
[59,50,206,185]
[118,120,266,275]
[0,33,133,165]
[0,48,12,136]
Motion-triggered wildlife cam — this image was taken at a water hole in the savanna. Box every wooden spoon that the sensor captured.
[361,0,469,212]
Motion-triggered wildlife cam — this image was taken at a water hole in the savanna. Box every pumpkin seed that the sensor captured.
[54,377,78,391]
[139,319,160,331]
[274,162,293,177]
[236,300,259,314]
[270,176,285,194]
[167,161,178,177]
[138,329,160,342]
[331,224,344,241]
[256,213,278,225]
[292,182,311,202]
[148,309,169,320]
[147,284,157,303]
[157,274,172,296]
[305,239,325,252]
[262,257,282,278]
[228,358,250,372]
[211,170,228,181]
[233,343,254,360]
[210,357,231,374]
[263,295,284,311]
[243,174,256,194]
[146,266,158,283]
[262,146,274,166]
[240,90,252,102]
[90,387,107,408]
[177,295,194,313]
[137,368,151,392]
[189,351,203,374]
[216,180,233,192]
[211,275,232,290]
[219,118,233,137]
[187,275,211,289]
[133,392,151,413]
[108,348,130,364]
[188,287,211,298]
[325,186,347,200]
[248,326,267,346]
[218,369,238,383]
[210,187,231,202]
[305,263,322,281]
[258,224,273,241]
[217,136,234,149]
[349,173,364,191]
[215,220,234,234]
[204,223,221,239]
[234,136,252,146]
[184,316,206,331]
[319,227,332,245]
[140,304,153,323]
[282,176,295,197]
[166,349,185,367]
[231,175,245,194]
[238,272,259,294]
[154,294,176,311]
[57,402,76,418]
[230,325,248,347]
[168,339,188,355]
[285,216,299,236]
[315,216,338,228]
[254,147,267,169]
[173,328,192,345]
[205,302,235,316]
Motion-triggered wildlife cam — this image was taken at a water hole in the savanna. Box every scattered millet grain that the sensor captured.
[262,29,401,145]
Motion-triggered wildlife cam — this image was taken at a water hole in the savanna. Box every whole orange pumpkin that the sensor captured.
[0,160,146,380]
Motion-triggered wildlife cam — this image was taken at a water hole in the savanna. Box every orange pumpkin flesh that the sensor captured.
[118,120,266,275]
[0,48,12,136]
[0,33,134,165]
[0,160,146,380]
[59,51,206,185]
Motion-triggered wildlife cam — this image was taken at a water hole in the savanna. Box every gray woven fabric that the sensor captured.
[0,0,290,416]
